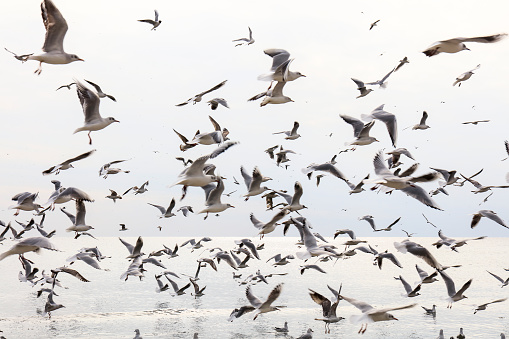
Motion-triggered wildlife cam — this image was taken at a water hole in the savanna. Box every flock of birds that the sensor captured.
[1,0,509,338]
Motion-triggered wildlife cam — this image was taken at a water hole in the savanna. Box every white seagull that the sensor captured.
[340,294,416,334]
[7,0,84,74]
[233,26,255,46]
[73,80,119,145]
[423,33,507,56]
[258,49,305,82]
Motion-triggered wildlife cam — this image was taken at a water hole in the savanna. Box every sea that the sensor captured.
[0,237,507,339]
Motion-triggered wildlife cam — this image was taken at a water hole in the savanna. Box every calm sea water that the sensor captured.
[0,237,507,338]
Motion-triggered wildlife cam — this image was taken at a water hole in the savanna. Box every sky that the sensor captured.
[0,0,508,238]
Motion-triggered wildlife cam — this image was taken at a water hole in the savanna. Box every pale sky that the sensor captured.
[1,0,508,238]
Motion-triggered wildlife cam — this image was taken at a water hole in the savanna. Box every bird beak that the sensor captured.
[114,119,120,123]
[393,317,399,321]
[78,58,85,61]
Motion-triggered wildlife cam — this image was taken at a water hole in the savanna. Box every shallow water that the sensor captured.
[0,237,507,338]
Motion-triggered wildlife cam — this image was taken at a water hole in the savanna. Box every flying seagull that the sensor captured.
[423,34,507,56]
[5,0,84,74]
[138,10,162,30]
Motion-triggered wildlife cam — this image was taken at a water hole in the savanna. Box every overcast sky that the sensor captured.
[1,0,508,238]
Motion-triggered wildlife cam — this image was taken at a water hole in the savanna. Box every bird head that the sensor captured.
[70,54,84,62]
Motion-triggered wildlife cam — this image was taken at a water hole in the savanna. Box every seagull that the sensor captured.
[273,121,301,140]
[191,116,229,145]
[453,64,481,86]
[291,217,340,260]
[99,160,129,178]
[474,298,507,314]
[462,120,490,125]
[199,178,234,219]
[119,224,128,231]
[412,111,430,130]
[138,10,162,30]
[172,141,238,188]
[486,271,509,287]
[439,270,472,308]
[340,115,378,146]
[369,19,380,30]
[66,252,105,270]
[176,80,227,106]
[245,283,284,320]
[301,264,326,275]
[148,197,176,218]
[416,265,439,284]
[432,230,486,251]
[308,286,344,333]
[297,328,314,339]
[386,148,414,168]
[119,236,144,259]
[258,49,305,82]
[10,192,42,216]
[250,209,289,238]
[55,82,75,91]
[133,329,143,339]
[241,166,272,200]
[394,239,443,270]
[173,129,198,152]
[42,149,95,175]
[471,210,507,229]
[334,229,356,240]
[461,175,509,194]
[370,151,441,209]
[260,81,294,106]
[207,98,229,110]
[73,80,119,145]
[233,26,255,46]
[6,0,84,74]
[366,67,396,88]
[394,57,409,72]
[362,104,398,147]
[422,304,436,317]
[274,181,307,213]
[274,321,289,333]
[423,34,507,56]
[0,237,57,261]
[340,294,416,334]
[396,275,421,297]
[18,255,39,283]
[351,78,373,98]
[65,200,94,234]
[123,181,149,195]
[302,163,354,190]
[190,278,206,298]
[105,189,122,203]
[266,253,294,266]
[45,186,94,209]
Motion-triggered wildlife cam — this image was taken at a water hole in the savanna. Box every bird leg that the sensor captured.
[203,212,209,220]
[14,209,20,216]
[87,131,92,145]
[34,62,43,75]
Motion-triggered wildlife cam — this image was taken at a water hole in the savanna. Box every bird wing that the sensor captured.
[61,149,96,166]
[415,265,429,280]
[272,81,287,97]
[290,181,303,206]
[398,275,412,294]
[53,267,90,282]
[375,303,417,314]
[373,151,392,176]
[264,49,290,71]
[400,185,442,210]
[309,289,331,316]
[118,237,134,254]
[486,271,505,283]
[340,295,373,313]
[371,110,398,147]
[60,207,75,224]
[132,236,143,256]
[479,210,507,228]
[75,200,86,226]
[290,121,299,135]
[76,80,101,123]
[246,285,263,308]
[205,179,225,206]
[461,34,507,43]
[148,203,166,215]
[249,167,263,191]
[165,198,176,215]
[41,0,68,53]
[208,115,221,131]
[438,270,457,297]
[198,80,227,97]
[351,78,366,89]
[154,9,159,22]
[240,166,252,189]
[260,283,283,308]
